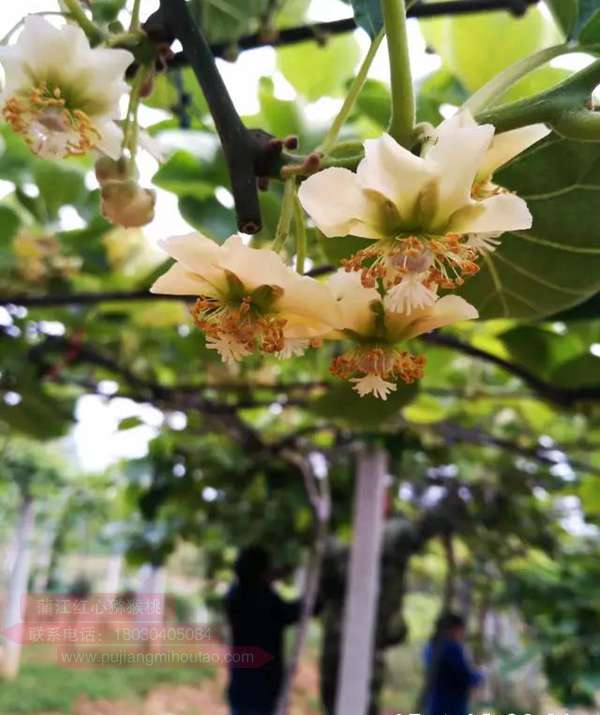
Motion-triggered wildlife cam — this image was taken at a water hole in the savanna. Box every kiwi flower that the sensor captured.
[327,270,478,399]
[0,17,133,159]
[299,114,548,315]
[151,233,340,365]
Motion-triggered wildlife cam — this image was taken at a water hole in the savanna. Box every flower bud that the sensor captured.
[101,180,156,228]
[95,156,129,186]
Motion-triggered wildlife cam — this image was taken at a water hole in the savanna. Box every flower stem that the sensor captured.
[319,29,384,155]
[382,0,415,147]
[122,65,148,160]
[61,0,105,44]
[464,43,578,115]
[293,195,307,275]
[129,0,143,32]
[272,179,296,253]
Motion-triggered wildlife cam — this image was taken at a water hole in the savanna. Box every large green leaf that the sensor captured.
[546,0,600,40]
[458,135,600,319]
[33,162,87,220]
[550,352,600,387]
[178,196,237,241]
[421,8,562,97]
[341,0,383,38]
[499,325,583,377]
[153,151,217,198]
[190,0,270,43]
[277,35,360,101]
[416,68,469,125]
[545,0,578,37]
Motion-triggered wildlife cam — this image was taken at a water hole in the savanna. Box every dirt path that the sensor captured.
[37,662,321,715]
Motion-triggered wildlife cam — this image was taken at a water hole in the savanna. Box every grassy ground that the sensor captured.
[0,662,215,714]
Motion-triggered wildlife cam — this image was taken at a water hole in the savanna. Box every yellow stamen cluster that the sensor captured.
[342,234,480,291]
[191,296,287,355]
[330,345,427,385]
[3,82,100,157]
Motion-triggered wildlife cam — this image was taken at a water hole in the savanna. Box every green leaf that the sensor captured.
[255,77,305,140]
[545,0,578,37]
[310,381,418,427]
[0,127,34,183]
[578,1,600,42]
[153,151,216,198]
[321,234,372,264]
[550,352,600,387]
[458,135,600,319]
[572,0,600,39]
[420,8,562,95]
[91,0,127,23]
[191,0,270,43]
[416,68,469,125]
[341,0,384,38]
[178,196,236,241]
[356,79,390,128]
[277,35,360,101]
[33,162,86,219]
[0,206,21,243]
[144,69,208,116]
[402,393,449,424]
[499,325,583,377]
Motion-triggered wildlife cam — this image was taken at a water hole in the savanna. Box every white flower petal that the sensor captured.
[435,110,478,133]
[95,119,124,160]
[399,295,479,340]
[478,123,551,180]
[157,233,226,289]
[278,276,341,338]
[357,134,431,223]
[426,124,495,225]
[298,167,386,239]
[218,238,295,290]
[448,193,532,235]
[327,270,379,336]
[0,17,132,158]
[150,263,215,296]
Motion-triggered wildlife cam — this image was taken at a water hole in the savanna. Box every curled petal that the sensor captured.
[400,295,479,340]
[298,167,386,239]
[157,233,226,290]
[448,193,532,235]
[150,263,216,296]
[478,123,551,180]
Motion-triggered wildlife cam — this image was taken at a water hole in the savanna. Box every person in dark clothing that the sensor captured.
[224,546,301,715]
[423,612,484,715]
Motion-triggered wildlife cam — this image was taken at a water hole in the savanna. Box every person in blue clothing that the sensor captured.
[422,612,484,715]
[224,545,301,715]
